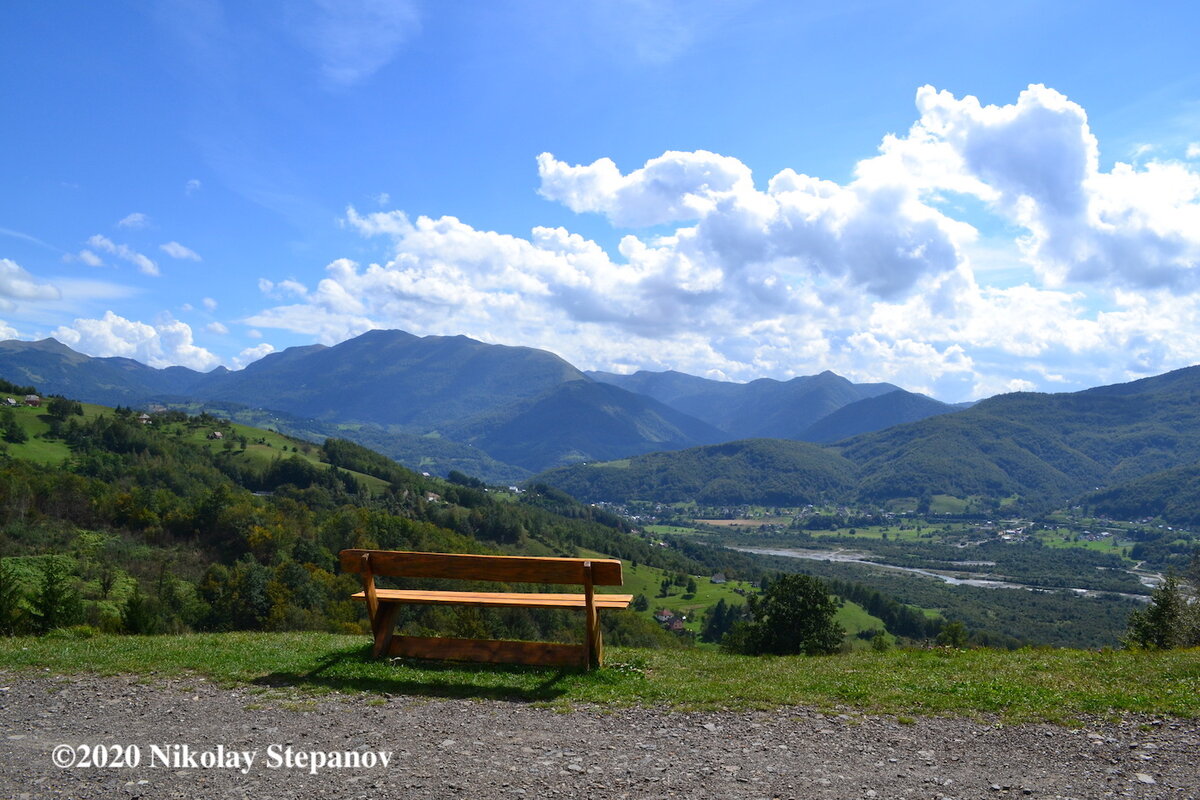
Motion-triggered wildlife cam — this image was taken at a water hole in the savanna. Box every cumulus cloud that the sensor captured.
[160,241,202,261]
[0,319,18,339]
[52,311,220,371]
[233,343,276,368]
[244,84,1200,400]
[86,235,159,276]
[206,321,229,335]
[0,258,62,311]
[202,297,217,311]
[185,179,202,195]
[117,212,150,229]
[899,84,1200,290]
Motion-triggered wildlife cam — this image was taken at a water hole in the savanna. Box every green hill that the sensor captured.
[445,380,724,471]
[841,366,1200,506]
[198,330,588,430]
[799,389,957,443]
[536,438,858,505]
[1079,463,1200,525]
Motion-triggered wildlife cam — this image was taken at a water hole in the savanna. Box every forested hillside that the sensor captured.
[0,395,736,647]
[537,439,858,505]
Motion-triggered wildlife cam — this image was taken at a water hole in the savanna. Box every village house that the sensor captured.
[24,395,40,407]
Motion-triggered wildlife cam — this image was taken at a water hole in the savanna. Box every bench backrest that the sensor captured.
[338,549,623,586]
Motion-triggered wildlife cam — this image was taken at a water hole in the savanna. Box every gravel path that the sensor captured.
[1,671,1197,799]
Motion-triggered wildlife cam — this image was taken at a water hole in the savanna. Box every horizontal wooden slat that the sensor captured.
[339,549,623,586]
[387,635,586,667]
[352,589,632,609]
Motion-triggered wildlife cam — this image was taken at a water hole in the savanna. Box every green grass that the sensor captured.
[643,524,704,536]
[929,494,968,514]
[0,403,92,463]
[1,632,1197,722]
[803,525,929,542]
[1036,528,1133,557]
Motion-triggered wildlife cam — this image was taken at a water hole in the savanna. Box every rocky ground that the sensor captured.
[1,671,1197,799]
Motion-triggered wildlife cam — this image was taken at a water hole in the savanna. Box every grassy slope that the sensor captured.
[1,403,390,493]
[1,632,1197,722]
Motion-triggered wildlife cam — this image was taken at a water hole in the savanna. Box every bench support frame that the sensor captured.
[342,549,629,670]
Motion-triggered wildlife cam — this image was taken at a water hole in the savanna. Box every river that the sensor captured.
[733,546,1151,601]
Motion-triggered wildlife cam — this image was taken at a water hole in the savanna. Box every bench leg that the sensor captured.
[371,602,402,659]
[582,561,603,670]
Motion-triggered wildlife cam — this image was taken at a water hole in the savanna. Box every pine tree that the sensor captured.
[29,556,83,634]
[1126,573,1198,649]
[0,560,26,635]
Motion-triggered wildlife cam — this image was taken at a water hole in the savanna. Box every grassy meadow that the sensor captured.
[1,632,1196,723]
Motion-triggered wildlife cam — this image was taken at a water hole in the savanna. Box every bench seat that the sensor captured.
[351,589,634,609]
[340,548,631,669]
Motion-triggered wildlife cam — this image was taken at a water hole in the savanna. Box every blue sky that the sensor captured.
[3,1,1200,402]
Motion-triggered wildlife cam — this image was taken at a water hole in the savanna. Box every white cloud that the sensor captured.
[245,84,1200,401]
[185,179,202,195]
[206,321,229,335]
[117,212,150,229]
[0,258,62,312]
[902,84,1200,290]
[51,311,220,371]
[1187,143,1200,160]
[160,241,202,261]
[86,235,159,276]
[288,0,420,85]
[233,343,275,368]
[0,319,18,340]
[257,278,308,299]
[77,250,105,267]
[202,297,218,311]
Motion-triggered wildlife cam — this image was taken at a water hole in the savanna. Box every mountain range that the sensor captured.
[541,363,1200,515]
[0,330,958,478]
[13,329,1198,519]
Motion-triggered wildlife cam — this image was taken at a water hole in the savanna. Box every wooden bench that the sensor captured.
[339,549,632,669]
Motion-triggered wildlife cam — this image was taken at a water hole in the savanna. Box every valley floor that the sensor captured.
[3,671,1197,799]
